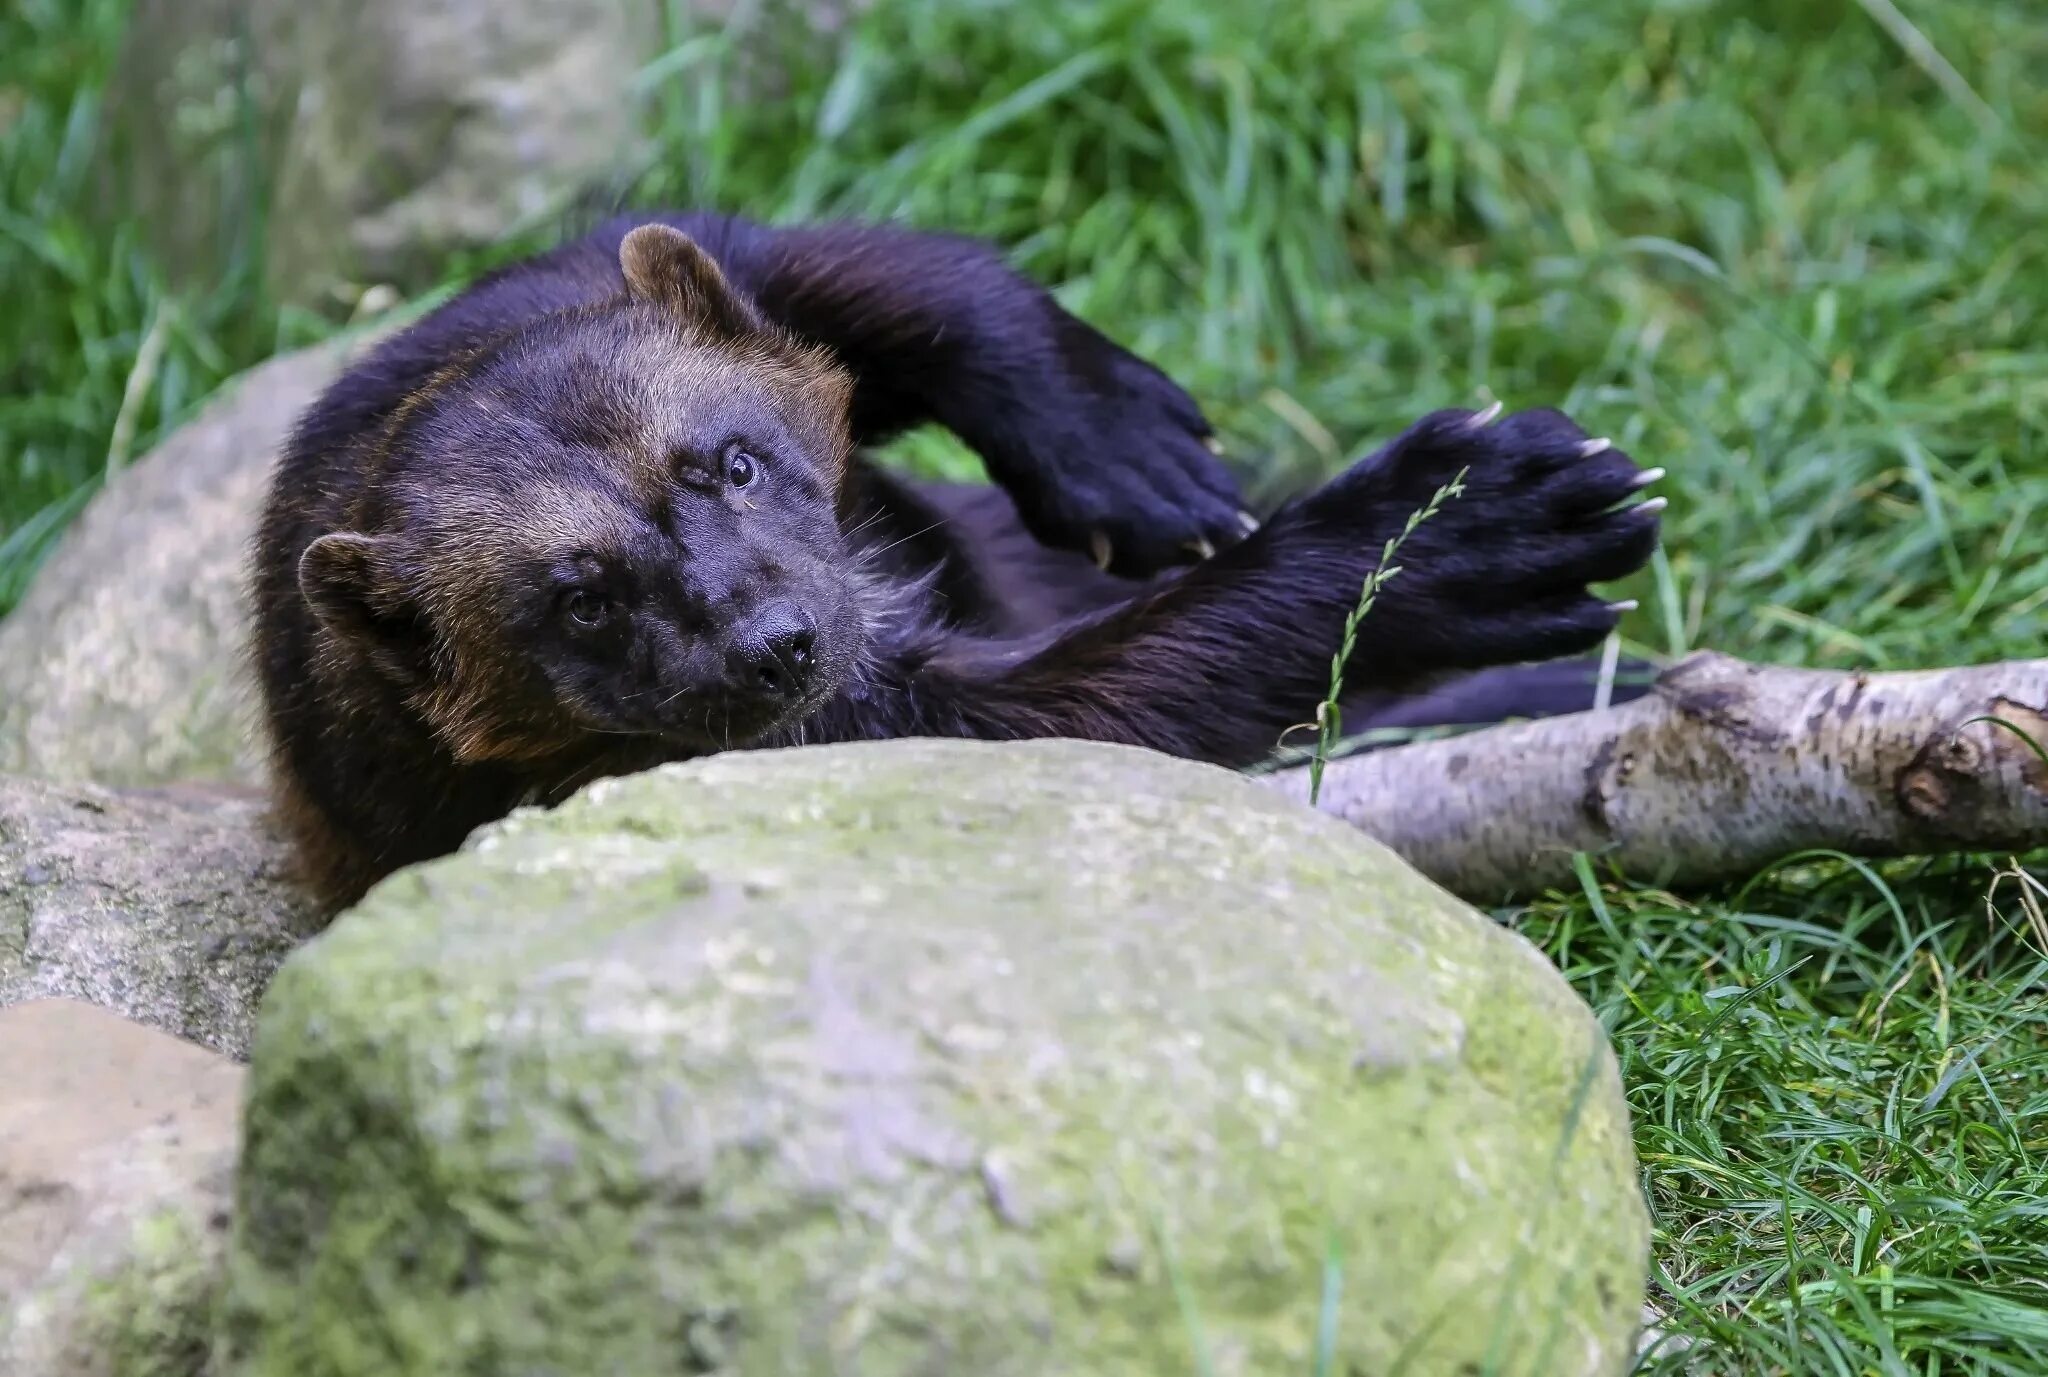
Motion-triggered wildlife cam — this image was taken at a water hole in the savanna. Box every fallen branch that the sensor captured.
[1262,652,2048,903]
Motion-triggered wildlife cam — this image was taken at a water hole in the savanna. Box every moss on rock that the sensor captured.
[224,738,1648,1375]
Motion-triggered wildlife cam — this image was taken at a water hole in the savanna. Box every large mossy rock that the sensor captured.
[0,775,316,1058]
[224,738,1648,1376]
[0,341,354,789]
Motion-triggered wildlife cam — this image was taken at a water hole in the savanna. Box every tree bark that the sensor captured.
[1263,652,2048,903]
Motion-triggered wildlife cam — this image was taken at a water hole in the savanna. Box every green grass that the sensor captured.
[1539,858,2048,1374]
[4,0,2046,1369]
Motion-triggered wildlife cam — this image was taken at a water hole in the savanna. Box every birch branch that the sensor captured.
[1263,652,2048,902]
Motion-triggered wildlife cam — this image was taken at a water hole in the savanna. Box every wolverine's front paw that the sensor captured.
[1315,404,1665,669]
[993,335,1251,579]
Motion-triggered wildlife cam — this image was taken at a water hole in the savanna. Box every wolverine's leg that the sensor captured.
[793,407,1663,765]
[865,464,1659,729]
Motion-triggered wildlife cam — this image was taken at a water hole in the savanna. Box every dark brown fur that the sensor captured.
[251,212,1662,913]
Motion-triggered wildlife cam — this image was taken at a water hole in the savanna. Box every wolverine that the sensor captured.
[250,211,1665,911]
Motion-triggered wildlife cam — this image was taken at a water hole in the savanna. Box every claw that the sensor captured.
[1236,510,1261,536]
[1467,400,1505,428]
[1186,536,1217,560]
[1090,531,1114,571]
[1637,496,1669,515]
[1631,466,1666,488]
[1608,599,1640,613]
[1204,435,1227,456]
[1579,437,1612,457]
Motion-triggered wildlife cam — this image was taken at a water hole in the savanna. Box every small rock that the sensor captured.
[0,999,245,1375]
[0,776,318,1058]
[1101,1232,1147,1278]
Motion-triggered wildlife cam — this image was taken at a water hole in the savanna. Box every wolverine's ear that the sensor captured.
[299,532,425,671]
[618,224,765,337]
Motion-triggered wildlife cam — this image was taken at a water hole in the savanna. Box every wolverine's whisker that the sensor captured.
[863,518,949,561]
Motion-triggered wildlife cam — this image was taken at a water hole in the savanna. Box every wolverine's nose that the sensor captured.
[727,602,817,699]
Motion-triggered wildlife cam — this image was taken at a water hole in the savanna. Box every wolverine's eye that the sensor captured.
[725,447,760,488]
[565,591,611,628]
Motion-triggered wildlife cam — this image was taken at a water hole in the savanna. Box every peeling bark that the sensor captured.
[1263,652,2048,903]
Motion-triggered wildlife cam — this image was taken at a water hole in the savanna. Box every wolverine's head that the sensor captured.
[296,224,865,761]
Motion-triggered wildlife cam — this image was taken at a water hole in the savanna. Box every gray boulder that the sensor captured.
[0,775,317,1059]
[225,738,1648,1375]
[108,0,661,304]
[0,339,355,789]
[0,999,246,1377]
